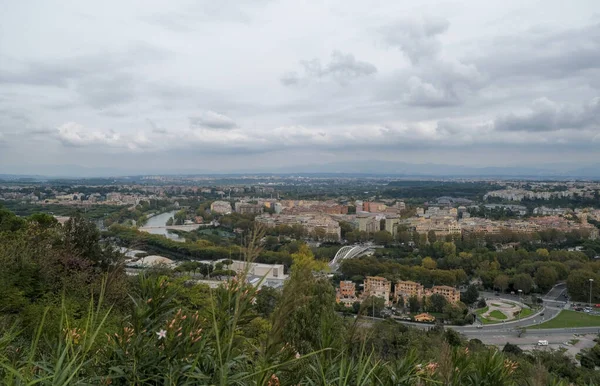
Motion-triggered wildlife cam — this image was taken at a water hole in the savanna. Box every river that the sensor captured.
[141,210,184,241]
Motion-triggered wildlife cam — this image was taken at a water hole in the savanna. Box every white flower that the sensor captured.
[295,352,301,359]
[156,329,167,339]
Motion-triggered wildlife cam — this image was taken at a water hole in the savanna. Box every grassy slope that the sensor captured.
[530,310,600,329]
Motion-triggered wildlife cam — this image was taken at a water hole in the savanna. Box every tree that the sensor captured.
[536,248,550,258]
[361,296,385,318]
[62,213,120,270]
[0,206,26,231]
[580,354,595,369]
[503,342,523,355]
[338,221,354,240]
[567,269,600,302]
[352,301,361,314]
[422,256,437,269]
[255,286,281,318]
[427,230,437,243]
[461,285,479,306]
[430,293,448,313]
[477,298,487,309]
[270,244,341,353]
[408,295,420,313]
[173,209,187,225]
[396,295,404,308]
[28,212,58,228]
[494,274,510,293]
[444,329,462,346]
[312,227,327,240]
[166,217,174,226]
[441,242,457,257]
[512,273,534,294]
[535,266,558,292]
[373,231,393,245]
[443,303,464,322]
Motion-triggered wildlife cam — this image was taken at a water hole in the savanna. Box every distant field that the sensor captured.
[530,310,600,329]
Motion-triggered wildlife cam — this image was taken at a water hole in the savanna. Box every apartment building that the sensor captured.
[336,280,358,307]
[394,280,460,304]
[429,285,461,303]
[255,213,342,239]
[210,200,232,214]
[363,276,391,306]
[363,202,387,213]
[394,280,425,302]
[235,202,264,215]
[356,215,380,233]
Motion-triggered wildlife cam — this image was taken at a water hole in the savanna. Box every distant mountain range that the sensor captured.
[1,161,599,179]
[269,161,600,179]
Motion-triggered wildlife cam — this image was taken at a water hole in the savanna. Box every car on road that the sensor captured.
[537,340,548,346]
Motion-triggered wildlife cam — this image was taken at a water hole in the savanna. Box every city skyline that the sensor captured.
[1,0,599,174]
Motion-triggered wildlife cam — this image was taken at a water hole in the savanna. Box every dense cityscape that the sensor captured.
[2,175,600,384]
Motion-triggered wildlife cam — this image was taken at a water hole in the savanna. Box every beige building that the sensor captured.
[356,215,380,233]
[414,313,435,322]
[394,280,425,302]
[235,202,263,215]
[428,285,461,303]
[225,260,287,280]
[363,276,391,306]
[211,200,232,214]
[255,213,341,240]
[395,280,460,304]
[336,280,358,307]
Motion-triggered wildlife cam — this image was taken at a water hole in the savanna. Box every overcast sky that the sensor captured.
[1,0,599,175]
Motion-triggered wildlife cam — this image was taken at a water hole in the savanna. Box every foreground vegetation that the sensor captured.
[1,205,600,385]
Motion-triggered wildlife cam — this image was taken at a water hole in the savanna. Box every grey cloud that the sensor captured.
[378,18,484,107]
[403,76,461,107]
[76,73,137,109]
[280,72,300,86]
[475,22,600,81]
[403,59,484,107]
[0,107,31,124]
[146,118,167,134]
[143,0,271,31]
[0,45,166,88]
[189,111,237,129]
[0,60,86,88]
[495,97,600,132]
[382,17,449,63]
[283,51,377,86]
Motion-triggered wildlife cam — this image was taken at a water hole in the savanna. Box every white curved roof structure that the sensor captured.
[329,245,373,271]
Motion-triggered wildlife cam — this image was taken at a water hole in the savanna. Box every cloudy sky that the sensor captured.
[1,0,599,175]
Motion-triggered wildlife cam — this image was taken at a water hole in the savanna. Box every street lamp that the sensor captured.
[518,289,523,320]
[590,279,594,309]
